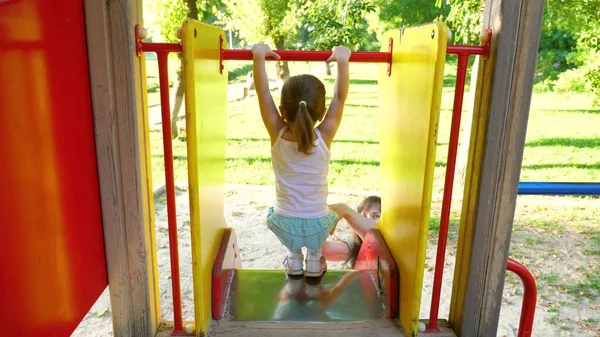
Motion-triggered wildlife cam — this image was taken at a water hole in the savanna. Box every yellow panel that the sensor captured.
[181,19,228,335]
[377,23,447,336]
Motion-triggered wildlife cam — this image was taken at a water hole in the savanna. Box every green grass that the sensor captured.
[148,60,600,192]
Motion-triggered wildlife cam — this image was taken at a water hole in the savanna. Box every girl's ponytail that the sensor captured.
[291,101,315,154]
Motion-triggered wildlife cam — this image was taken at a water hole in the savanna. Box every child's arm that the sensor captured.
[251,43,286,144]
[318,46,351,147]
[328,203,375,240]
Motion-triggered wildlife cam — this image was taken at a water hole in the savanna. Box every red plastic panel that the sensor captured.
[354,229,399,319]
[0,1,108,336]
[212,228,242,319]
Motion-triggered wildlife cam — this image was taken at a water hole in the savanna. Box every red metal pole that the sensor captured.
[426,54,470,332]
[446,45,486,56]
[139,41,182,53]
[156,51,184,334]
[221,49,390,63]
[507,259,537,337]
[135,42,486,59]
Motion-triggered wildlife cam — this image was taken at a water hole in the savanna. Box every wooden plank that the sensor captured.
[208,320,456,337]
[448,0,545,335]
[156,320,456,337]
[83,0,160,336]
[209,320,405,337]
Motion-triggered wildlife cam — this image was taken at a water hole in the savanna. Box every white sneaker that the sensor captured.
[305,256,327,277]
[284,254,304,276]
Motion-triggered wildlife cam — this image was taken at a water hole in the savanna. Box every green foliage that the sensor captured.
[435,0,482,44]
[375,0,450,35]
[584,54,600,105]
[299,0,377,51]
[148,0,187,42]
[537,0,600,104]
[535,26,580,83]
[148,0,223,42]
[219,0,300,48]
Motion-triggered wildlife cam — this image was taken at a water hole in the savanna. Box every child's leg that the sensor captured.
[322,240,351,261]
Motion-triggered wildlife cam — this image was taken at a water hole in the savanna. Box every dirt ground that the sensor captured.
[73,185,599,337]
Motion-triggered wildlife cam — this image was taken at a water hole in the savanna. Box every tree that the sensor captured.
[298,0,377,74]
[220,0,301,80]
[434,0,483,44]
[438,0,600,104]
[541,0,600,104]
[149,0,222,138]
[375,0,450,36]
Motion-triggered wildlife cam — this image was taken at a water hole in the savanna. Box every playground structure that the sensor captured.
[3,0,578,336]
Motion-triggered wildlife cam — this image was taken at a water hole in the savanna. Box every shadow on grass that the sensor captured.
[539,109,600,115]
[522,162,600,170]
[227,137,380,145]
[228,64,253,83]
[152,154,447,168]
[227,138,451,146]
[325,78,378,85]
[345,103,378,109]
[526,137,600,149]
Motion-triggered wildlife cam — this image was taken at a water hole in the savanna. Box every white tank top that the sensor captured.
[271,126,330,218]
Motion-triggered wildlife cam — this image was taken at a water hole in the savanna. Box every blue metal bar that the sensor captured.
[518,182,600,196]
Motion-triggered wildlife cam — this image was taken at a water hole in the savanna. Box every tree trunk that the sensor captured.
[185,0,199,18]
[274,37,290,80]
[170,0,199,139]
[454,56,480,191]
[325,62,332,75]
[171,55,185,139]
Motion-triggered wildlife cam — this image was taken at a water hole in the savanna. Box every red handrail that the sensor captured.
[426,29,491,332]
[425,53,470,332]
[221,49,390,63]
[507,258,537,337]
[137,26,185,335]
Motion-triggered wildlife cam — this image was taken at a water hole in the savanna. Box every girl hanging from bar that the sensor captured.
[251,43,350,277]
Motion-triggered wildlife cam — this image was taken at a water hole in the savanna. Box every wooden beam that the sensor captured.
[83,1,160,336]
[449,0,545,335]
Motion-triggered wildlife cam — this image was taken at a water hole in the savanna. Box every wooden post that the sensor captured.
[449,0,545,335]
[83,1,160,336]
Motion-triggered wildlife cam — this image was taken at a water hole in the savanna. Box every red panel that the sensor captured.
[354,229,399,319]
[212,228,242,320]
[0,1,108,336]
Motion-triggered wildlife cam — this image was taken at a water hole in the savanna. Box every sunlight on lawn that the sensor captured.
[149,61,600,192]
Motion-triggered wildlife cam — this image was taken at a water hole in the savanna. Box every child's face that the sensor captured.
[360,205,381,221]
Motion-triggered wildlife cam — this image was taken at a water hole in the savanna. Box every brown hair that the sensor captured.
[280,74,326,154]
[357,196,381,214]
[351,196,382,255]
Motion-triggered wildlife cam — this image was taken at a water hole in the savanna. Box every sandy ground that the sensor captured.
[72,185,598,337]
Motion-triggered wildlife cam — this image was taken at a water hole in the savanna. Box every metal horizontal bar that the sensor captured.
[446,45,486,56]
[222,49,390,63]
[518,182,600,196]
[138,42,182,53]
[136,44,486,59]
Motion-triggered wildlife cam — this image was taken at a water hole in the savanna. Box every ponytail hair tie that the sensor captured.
[299,100,307,107]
